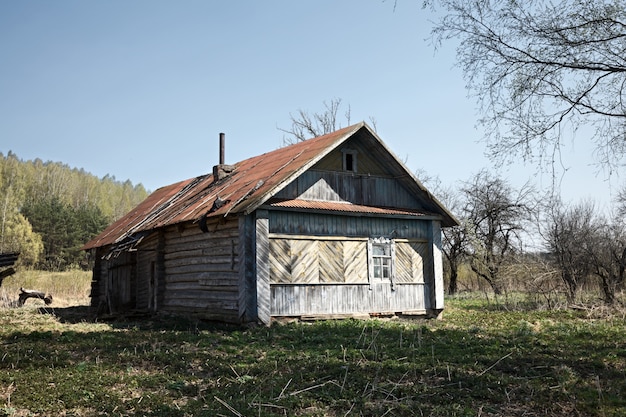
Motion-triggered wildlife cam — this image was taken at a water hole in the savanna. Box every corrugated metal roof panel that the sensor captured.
[82,124,361,250]
[267,199,429,217]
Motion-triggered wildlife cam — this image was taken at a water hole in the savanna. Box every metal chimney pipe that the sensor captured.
[219,132,225,165]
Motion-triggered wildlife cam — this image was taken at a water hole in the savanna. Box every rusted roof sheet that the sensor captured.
[268,199,430,217]
[83,121,459,251]
[83,123,363,250]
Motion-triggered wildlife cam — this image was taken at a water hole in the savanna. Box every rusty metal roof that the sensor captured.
[83,122,458,250]
[267,199,429,217]
[83,123,363,249]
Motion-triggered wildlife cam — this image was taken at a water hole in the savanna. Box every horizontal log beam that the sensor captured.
[0,267,16,287]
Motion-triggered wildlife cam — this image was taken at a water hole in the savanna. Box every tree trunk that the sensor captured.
[447,264,458,295]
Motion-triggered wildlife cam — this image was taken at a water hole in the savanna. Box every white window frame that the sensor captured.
[367,237,396,289]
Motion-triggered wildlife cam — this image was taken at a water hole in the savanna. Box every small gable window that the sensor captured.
[342,148,358,173]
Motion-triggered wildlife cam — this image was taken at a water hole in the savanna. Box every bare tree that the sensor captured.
[278,98,351,145]
[461,170,534,294]
[542,199,597,302]
[278,99,378,145]
[434,184,468,295]
[429,0,626,171]
[617,184,626,218]
[588,215,626,305]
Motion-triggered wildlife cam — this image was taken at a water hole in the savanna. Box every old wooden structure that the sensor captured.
[0,252,19,287]
[83,123,458,324]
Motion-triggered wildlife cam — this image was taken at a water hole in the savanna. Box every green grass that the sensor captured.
[0,295,624,416]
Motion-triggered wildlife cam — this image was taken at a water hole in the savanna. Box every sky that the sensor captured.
[0,1,621,211]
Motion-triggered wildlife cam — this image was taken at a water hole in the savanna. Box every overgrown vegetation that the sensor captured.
[0,272,624,416]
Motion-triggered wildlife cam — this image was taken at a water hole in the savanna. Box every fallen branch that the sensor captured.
[18,288,53,306]
[288,380,339,397]
[478,351,513,376]
[214,396,243,417]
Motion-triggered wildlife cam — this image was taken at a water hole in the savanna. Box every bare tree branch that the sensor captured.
[429,0,626,171]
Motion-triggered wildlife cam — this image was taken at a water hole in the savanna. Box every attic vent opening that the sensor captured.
[342,148,357,173]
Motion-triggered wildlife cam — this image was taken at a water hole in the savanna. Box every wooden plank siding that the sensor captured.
[255,210,271,324]
[90,249,105,308]
[269,237,427,285]
[395,241,429,284]
[432,221,445,310]
[262,209,437,320]
[310,134,391,176]
[237,215,251,322]
[269,236,369,284]
[268,210,431,239]
[274,170,424,210]
[100,251,135,314]
[271,283,430,316]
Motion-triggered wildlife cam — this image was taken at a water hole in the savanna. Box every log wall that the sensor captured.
[158,218,242,322]
[135,233,158,311]
[91,250,135,314]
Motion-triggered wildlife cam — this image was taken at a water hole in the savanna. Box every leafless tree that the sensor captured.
[428,0,626,171]
[542,199,597,302]
[617,184,626,217]
[278,98,351,145]
[434,184,468,295]
[278,99,378,145]
[588,214,626,305]
[461,170,534,294]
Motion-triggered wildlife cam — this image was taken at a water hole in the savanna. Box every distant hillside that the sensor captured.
[0,151,149,270]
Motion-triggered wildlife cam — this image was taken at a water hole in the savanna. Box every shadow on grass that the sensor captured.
[37,305,95,324]
[2,313,624,416]
[36,304,242,333]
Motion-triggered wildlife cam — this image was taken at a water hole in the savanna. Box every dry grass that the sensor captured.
[0,269,91,308]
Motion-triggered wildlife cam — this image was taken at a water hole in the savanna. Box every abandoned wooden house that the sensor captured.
[82,122,458,325]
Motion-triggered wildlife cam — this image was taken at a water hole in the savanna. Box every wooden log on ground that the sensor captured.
[18,288,53,306]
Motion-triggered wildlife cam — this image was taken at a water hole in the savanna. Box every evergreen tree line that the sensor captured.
[0,151,149,270]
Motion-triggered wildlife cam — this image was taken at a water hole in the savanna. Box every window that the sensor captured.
[368,237,395,286]
[372,243,391,279]
[342,148,358,172]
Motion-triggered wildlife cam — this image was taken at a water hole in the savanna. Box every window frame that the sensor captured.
[341,148,358,173]
[367,237,396,289]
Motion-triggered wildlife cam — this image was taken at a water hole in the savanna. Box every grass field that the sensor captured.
[0,272,624,416]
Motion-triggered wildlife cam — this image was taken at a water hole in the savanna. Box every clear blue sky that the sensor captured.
[0,1,619,210]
